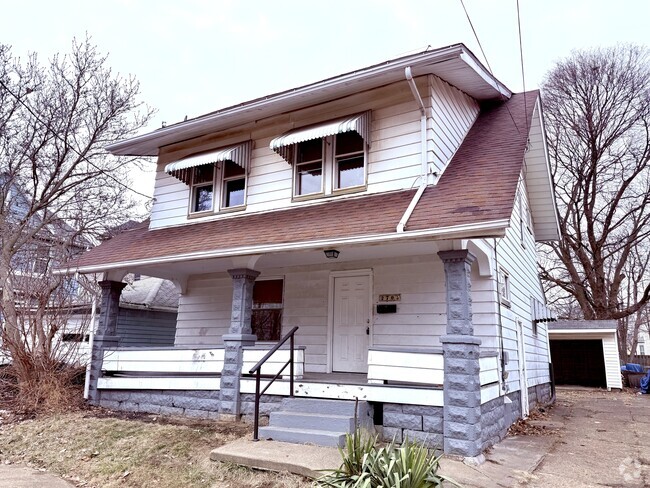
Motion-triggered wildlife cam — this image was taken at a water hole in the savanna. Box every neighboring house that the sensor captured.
[64,44,559,459]
[548,320,622,391]
[0,179,90,365]
[633,327,649,356]
[0,186,179,365]
[64,275,180,364]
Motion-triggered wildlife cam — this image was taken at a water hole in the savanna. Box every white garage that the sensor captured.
[549,320,622,391]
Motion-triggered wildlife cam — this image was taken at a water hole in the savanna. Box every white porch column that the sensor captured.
[87,280,126,404]
[218,268,259,420]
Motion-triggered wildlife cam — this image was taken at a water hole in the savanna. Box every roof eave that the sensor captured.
[106,44,511,157]
[61,218,510,275]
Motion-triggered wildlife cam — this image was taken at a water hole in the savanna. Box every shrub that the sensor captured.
[316,429,460,487]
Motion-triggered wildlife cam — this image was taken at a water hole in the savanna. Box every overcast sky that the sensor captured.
[3,0,650,199]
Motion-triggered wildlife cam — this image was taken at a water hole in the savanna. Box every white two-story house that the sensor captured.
[65,43,559,459]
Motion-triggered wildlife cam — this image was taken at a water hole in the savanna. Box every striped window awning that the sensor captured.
[270,111,371,163]
[164,141,252,184]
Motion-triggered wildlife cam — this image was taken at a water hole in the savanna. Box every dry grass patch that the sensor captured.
[0,410,311,488]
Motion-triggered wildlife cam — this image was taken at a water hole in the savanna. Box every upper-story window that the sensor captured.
[191,165,215,213]
[296,138,324,195]
[271,111,370,199]
[165,141,252,216]
[335,132,365,189]
[222,161,246,208]
[293,131,366,197]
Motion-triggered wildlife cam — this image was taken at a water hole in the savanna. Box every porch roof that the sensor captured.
[64,92,537,273]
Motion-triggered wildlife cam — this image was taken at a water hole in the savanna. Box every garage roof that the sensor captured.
[550,320,617,332]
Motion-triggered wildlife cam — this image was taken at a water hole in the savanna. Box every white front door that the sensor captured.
[332,275,371,373]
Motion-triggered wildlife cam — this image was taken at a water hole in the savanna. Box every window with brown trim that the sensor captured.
[251,279,284,341]
[293,132,366,197]
[190,165,215,213]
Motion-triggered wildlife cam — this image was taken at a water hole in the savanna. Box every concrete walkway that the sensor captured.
[525,388,649,487]
[212,388,650,487]
[0,464,74,488]
[211,437,342,478]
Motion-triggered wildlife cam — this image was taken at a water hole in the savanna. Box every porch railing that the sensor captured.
[249,326,299,441]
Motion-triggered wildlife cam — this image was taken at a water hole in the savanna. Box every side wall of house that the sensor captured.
[149,75,479,230]
[494,174,551,395]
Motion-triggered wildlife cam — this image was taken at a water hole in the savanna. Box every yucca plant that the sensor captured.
[316,427,377,487]
[316,429,460,488]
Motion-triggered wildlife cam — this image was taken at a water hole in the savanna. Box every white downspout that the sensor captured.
[83,295,97,400]
[397,66,429,233]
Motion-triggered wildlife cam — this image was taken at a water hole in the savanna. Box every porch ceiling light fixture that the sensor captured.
[324,249,340,259]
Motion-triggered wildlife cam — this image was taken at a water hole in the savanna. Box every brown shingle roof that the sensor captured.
[68,92,537,271]
[408,91,535,230]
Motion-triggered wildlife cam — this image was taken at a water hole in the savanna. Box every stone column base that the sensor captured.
[441,335,483,457]
[87,335,119,405]
[218,334,256,419]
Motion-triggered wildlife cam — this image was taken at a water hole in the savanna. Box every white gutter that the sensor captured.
[106,45,511,157]
[397,183,427,233]
[397,67,429,233]
[63,218,510,275]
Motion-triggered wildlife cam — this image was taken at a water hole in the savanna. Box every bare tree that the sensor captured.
[0,37,153,408]
[539,45,650,357]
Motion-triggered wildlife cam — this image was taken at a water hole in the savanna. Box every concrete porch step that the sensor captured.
[259,397,372,447]
[269,410,355,432]
[280,397,367,417]
[258,425,347,447]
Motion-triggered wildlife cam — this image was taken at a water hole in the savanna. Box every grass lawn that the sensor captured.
[0,409,312,488]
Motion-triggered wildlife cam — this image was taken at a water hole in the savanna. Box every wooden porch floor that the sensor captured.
[298,372,369,385]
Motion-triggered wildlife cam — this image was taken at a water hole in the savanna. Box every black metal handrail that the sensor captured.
[249,326,299,441]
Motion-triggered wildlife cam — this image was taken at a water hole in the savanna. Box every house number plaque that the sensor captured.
[378,294,401,302]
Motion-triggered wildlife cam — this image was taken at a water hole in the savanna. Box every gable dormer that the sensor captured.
[109,45,510,230]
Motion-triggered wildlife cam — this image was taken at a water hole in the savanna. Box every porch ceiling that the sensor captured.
[109,240,444,279]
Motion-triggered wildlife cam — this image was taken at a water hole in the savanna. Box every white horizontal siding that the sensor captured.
[373,256,445,348]
[494,174,551,394]
[150,171,189,229]
[174,273,232,346]
[282,269,330,373]
[470,265,499,350]
[428,75,480,176]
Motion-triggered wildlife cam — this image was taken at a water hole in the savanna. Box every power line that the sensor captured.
[516,0,530,138]
[458,0,525,139]
[459,0,494,75]
[0,79,153,200]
